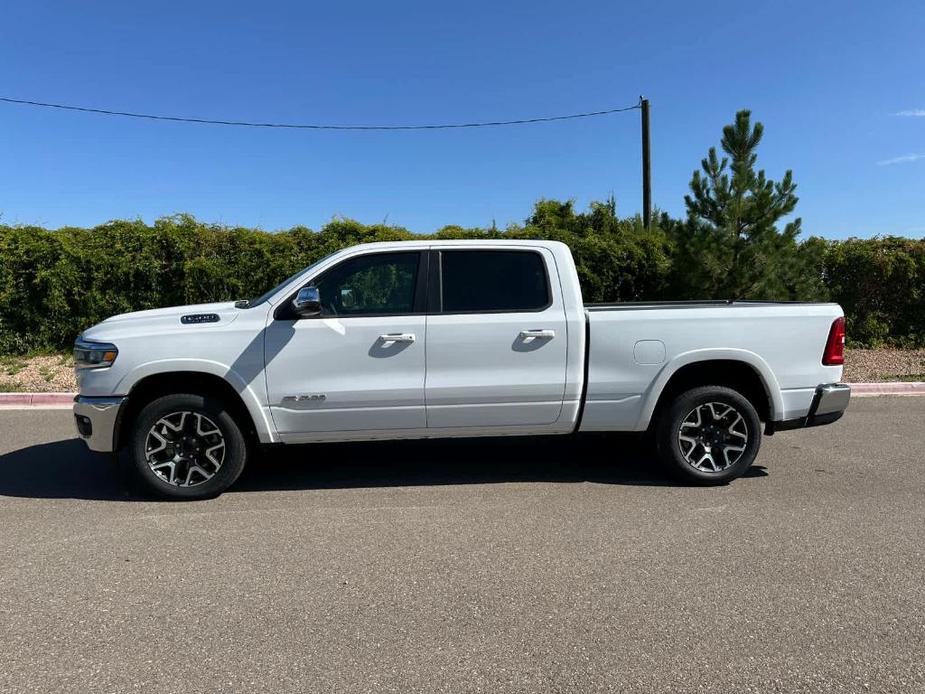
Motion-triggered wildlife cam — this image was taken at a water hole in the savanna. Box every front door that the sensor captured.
[264,250,427,439]
[425,248,568,429]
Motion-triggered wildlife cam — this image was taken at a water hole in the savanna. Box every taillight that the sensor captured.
[822,316,846,366]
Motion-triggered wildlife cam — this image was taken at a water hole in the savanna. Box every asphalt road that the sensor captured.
[0,398,923,693]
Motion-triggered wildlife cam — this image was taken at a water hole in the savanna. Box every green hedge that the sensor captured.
[0,208,922,352]
[818,236,925,348]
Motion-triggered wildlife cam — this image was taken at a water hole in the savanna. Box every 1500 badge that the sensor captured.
[282,394,327,403]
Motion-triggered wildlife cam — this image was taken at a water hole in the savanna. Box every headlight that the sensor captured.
[74,338,119,369]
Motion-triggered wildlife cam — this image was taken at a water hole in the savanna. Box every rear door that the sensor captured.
[424,247,568,429]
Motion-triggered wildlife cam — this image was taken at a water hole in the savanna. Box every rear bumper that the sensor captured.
[769,383,851,433]
[73,395,127,452]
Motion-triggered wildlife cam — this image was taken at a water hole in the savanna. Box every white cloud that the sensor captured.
[878,153,925,166]
[895,109,925,117]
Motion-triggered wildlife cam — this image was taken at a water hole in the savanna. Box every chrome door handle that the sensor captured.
[379,333,416,343]
[519,329,555,339]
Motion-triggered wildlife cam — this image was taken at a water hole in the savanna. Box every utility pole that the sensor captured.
[640,96,652,230]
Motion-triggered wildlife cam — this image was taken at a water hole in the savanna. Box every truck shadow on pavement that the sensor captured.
[0,435,768,501]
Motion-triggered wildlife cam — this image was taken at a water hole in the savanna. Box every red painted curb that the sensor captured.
[850,382,925,396]
[30,393,77,406]
[0,393,36,406]
[0,393,75,407]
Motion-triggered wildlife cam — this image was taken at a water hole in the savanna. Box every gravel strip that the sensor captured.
[842,349,925,383]
[0,355,77,393]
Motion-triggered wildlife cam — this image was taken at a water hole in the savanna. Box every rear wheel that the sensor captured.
[656,385,761,484]
[129,393,248,499]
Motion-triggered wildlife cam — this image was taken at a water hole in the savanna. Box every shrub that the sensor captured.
[820,236,925,347]
[0,204,921,352]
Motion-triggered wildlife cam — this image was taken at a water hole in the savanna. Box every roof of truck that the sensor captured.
[336,239,569,250]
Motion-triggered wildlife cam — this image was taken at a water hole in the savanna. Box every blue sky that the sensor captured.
[1,1,923,238]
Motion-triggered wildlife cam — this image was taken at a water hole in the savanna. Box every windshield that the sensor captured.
[240,251,341,308]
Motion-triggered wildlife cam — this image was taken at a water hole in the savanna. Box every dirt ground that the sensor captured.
[1,349,922,393]
[841,348,925,383]
[0,354,77,392]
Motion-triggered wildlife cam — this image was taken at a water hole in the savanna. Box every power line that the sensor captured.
[0,96,640,131]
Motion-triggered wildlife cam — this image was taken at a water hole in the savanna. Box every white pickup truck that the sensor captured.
[73,240,850,499]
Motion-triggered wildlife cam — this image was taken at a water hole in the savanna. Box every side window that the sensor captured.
[441,250,550,313]
[314,252,420,316]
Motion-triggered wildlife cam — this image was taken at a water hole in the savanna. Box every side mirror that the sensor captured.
[292,286,322,317]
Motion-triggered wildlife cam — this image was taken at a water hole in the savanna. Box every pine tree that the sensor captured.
[676,110,821,300]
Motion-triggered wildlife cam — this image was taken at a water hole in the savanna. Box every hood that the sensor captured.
[80,301,243,342]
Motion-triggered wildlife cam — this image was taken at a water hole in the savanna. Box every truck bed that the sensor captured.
[579,301,844,432]
[586,300,825,311]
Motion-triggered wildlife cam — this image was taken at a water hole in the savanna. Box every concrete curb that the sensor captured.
[0,392,75,408]
[1,383,924,408]
[850,382,925,397]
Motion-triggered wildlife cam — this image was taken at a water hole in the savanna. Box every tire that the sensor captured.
[129,393,248,499]
[655,385,762,484]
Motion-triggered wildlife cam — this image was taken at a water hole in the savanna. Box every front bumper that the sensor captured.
[770,383,851,433]
[73,395,127,452]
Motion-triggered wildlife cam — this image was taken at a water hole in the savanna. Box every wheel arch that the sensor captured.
[114,365,274,450]
[639,350,782,430]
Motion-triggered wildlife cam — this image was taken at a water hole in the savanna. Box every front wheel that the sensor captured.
[655,385,762,484]
[129,393,248,499]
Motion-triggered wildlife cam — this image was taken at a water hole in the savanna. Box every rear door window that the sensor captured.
[440,250,550,313]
